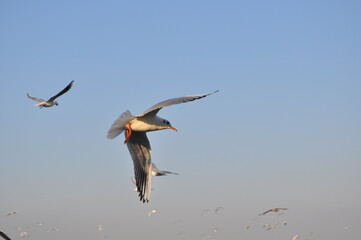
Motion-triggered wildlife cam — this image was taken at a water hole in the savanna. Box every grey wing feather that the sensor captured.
[107,110,134,139]
[48,80,74,102]
[136,90,219,117]
[27,93,45,103]
[126,131,152,202]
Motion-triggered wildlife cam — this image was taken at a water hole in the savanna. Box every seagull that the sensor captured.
[36,222,44,227]
[147,209,157,217]
[0,230,11,240]
[214,207,223,214]
[107,91,218,202]
[292,235,300,240]
[263,223,276,230]
[97,224,104,231]
[6,211,18,216]
[259,208,288,216]
[27,80,74,108]
[19,232,30,238]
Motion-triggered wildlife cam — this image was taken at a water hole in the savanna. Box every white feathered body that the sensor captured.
[34,101,57,108]
[107,111,170,139]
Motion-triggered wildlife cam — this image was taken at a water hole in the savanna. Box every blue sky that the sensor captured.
[1,1,360,239]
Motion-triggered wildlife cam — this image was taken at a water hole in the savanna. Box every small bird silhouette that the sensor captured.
[259,208,288,215]
[27,80,74,108]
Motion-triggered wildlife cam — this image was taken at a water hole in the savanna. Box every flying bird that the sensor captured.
[147,209,157,217]
[259,208,288,216]
[97,225,104,231]
[215,207,223,214]
[107,91,218,202]
[19,232,30,238]
[27,80,74,108]
[6,211,18,216]
[0,231,11,240]
[292,235,300,240]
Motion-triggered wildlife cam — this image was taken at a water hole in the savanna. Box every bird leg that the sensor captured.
[124,123,132,144]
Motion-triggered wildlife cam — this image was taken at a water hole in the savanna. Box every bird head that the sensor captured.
[54,101,59,106]
[160,118,177,131]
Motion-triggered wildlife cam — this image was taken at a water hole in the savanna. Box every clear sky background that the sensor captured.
[1,1,360,239]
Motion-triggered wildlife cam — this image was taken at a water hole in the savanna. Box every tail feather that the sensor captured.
[107,110,133,139]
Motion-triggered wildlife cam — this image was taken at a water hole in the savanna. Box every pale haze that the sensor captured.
[1,1,360,240]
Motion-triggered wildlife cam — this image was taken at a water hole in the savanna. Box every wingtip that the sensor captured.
[206,90,219,96]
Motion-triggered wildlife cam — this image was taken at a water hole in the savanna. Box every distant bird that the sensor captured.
[263,223,276,230]
[19,232,29,238]
[147,209,157,217]
[27,80,74,108]
[107,91,218,202]
[214,207,223,214]
[0,230,11,240]
[292,235,300,240]
[259,208,288,216]
[97,225,104,231]
[6,211,18,216]
[36,222,44,227]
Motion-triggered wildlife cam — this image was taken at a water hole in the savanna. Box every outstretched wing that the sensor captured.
[48,80,74,102]
[107,110,134,139]
[126,131,153,203]
[259,209,272,215]
[136,90,219,118]
[27,93,45,103]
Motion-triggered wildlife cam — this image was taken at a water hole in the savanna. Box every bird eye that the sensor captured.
[162,120,170,125]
